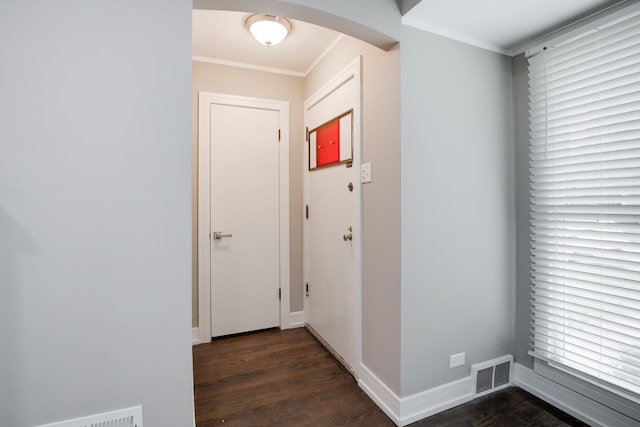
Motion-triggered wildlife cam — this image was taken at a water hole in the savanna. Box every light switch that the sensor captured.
[361,162,372,183]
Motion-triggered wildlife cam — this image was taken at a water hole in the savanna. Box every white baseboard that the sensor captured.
[358,363,401,425]
[193,312,303,343]
[400,376,473,426]
[359,364,475,426]
[513,363,638,426]
[288,311,305,328]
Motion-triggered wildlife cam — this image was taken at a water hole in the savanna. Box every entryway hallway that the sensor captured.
[192,328,392,426]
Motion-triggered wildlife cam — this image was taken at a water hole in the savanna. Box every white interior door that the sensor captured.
[305,58,362,375]
[209,100,280,337]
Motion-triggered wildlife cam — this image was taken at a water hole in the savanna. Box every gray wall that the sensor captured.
[191,61,305,324]
[0,1,519,424]
[304,35,402,394]
[512,53,535,369]
[0,1,194,426]
[399,27,515,395]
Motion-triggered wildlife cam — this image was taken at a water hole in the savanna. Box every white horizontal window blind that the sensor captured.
[528,10,640,399]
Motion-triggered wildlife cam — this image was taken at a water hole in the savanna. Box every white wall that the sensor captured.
[0,1,194,426]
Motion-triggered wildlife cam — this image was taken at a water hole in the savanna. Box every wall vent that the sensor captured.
[471,355,513,397]
[35,406,143,427]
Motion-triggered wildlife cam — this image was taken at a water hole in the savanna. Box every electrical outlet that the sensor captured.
[450,352,465,368]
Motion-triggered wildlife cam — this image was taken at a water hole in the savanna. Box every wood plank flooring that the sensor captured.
[193,327,589,427]
[408,386,590,427]
[193,328,391,426]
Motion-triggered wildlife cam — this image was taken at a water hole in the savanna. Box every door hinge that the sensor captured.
[305,127,309,142]
[278,129,281,142]
[278,288,281,300]
[305,204,309,219]
[306,283,309,297]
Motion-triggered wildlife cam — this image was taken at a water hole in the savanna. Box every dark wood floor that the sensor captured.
[193,328,589,427]
[408,387,589,427]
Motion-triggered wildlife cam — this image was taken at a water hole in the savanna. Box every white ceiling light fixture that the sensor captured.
[245,14,292,47]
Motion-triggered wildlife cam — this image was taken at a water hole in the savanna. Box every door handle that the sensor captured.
[213,231,233,240]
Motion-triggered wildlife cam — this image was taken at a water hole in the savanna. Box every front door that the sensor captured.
[305,58,362,375]
[208,96,282,337]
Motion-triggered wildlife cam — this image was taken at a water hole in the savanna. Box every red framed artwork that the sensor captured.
[308,110,353,170]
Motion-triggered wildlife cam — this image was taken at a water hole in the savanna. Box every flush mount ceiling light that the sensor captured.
[245,14,292,47]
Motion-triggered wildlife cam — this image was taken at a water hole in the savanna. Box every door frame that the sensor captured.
[197,92,290,344]
[303,57,363,375]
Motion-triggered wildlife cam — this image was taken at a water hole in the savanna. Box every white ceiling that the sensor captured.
[193,2,623,75]
[402,0,620,54]
[192,10,342,77]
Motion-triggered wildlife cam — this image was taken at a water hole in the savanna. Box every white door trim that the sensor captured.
[198,92,290,344]
[303,57,363,376]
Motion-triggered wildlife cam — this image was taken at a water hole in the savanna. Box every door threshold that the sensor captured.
[212,327,279,341]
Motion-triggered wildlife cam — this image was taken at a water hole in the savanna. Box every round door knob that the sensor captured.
[343,233,353,241]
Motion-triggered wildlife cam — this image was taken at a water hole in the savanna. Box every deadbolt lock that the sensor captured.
[343,226,353,241]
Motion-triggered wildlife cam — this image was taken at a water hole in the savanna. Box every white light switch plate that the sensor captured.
[361,162,372,183]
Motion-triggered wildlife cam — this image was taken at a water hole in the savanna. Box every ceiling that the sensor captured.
[402,0,624,54]
[193,1,626,75]
[192,10,342,77]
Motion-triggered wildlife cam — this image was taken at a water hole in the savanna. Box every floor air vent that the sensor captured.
[471,355,513,397]
[35,406,143,427]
